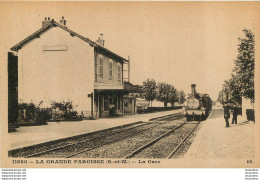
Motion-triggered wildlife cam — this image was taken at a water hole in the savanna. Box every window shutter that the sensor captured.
[118,65,121,82]
[99,57,103,76]
[109,59,113,79]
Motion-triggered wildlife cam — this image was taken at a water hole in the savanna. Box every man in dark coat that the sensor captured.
[223,103,230,127]
[232,106,238,124]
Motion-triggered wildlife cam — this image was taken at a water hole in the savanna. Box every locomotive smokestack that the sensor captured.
[191,84,196,97]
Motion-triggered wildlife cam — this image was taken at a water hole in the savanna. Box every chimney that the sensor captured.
[42,17,51,27]
[96,34,105,46]
[191,84,196,97]
[59,16,67,26]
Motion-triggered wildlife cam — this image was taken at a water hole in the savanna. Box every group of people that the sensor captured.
[223,102,239,127]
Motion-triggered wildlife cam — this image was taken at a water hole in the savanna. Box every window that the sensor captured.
[118,64,121,83]
[99,56,103,77]
[109,59,113,80]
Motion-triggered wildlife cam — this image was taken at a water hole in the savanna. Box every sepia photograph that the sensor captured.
[0,1,259,168]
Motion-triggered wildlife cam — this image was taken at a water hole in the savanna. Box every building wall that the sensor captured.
[8,52,18,125]
[123,98,136,114]
[152,100,171,107]
[18,27,94,115]
[95,52,123,86]
[93,50,124,118]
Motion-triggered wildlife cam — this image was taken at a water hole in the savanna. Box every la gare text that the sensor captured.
[12,159,161,164]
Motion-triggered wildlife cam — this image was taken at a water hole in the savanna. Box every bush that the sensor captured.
[17,103,51,125]
[51,101,83,120]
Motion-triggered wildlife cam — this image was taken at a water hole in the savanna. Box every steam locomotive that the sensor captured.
[185,84,212,121]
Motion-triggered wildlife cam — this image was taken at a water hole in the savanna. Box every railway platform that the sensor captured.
[7,108,184,150]
[185,106,255,159]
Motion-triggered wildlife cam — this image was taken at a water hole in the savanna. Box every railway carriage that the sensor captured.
[185,84,212,121]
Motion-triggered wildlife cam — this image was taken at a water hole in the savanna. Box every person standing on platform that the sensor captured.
[223,103,230,127]
[232,105,238,124]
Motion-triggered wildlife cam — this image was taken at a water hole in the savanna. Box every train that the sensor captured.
[185,84,212,121]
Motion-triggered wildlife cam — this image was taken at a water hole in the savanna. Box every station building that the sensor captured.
[9,17,131,119]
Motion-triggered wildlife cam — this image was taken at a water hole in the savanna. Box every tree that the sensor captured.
[143,79,157,107]
[217,90,224,104]
[156,83,178,107]
[168,86,178,107]
[157,83,170,107]
[222,80,230,100]
[220,74,242,104]
[233,29,255,103]
[177,90,186,105]
[228,74,242,104]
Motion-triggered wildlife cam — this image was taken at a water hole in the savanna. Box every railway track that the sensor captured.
[39,115,184,158]
[9,121,147,157]
[9,113,186,158]
[123,121,187,158]
[25,121,155,158]
[124,121,200,159]
[13,116,183,158]
[65,121,166,158]
[167,122,199,159]
[149,112,184,121]
[70,118,187,158]
[64,118,185,158]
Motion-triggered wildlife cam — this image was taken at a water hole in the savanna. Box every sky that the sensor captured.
[1,2,259,101]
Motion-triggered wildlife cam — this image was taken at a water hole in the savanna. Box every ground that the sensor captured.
[185,106,255,159]
[7,106,256,161]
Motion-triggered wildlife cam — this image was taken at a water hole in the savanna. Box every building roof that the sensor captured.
[123,82,145,93]
[10,19,128,63]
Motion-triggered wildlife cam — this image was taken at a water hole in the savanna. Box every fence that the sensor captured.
[137,106,183,114]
